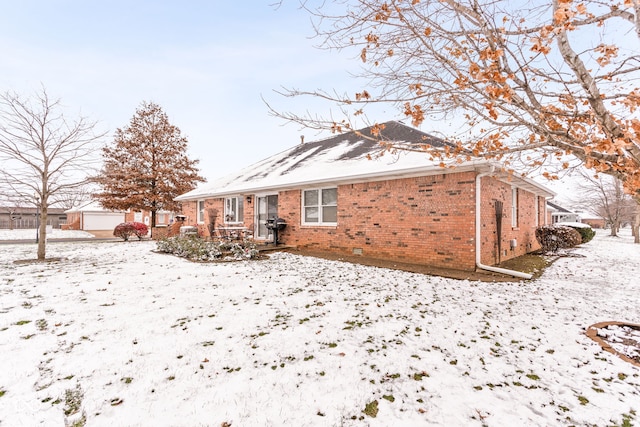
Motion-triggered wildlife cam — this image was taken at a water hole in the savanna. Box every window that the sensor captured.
[157,212,166,224]
[534,197,539,227]
[302,188,337,225]
[511,188,518,228]
[197,200,205,223]
[224,197,244,223]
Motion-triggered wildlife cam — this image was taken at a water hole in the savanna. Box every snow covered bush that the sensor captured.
[155,236,258,261]
[535,225,582,253]
[113,222,148,241]
[556,222,596,244]
[155,235,221,261]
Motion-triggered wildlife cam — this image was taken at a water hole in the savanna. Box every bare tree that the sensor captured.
[0,88,104,260]
[574,171,635,237]
[50,184,97,211]
[271,0,640,192]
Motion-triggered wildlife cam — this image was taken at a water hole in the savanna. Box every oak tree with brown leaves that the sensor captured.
[93,102,205,228]
[273,0,640,193]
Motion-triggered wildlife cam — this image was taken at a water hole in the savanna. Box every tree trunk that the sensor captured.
[610,219,619,237]
[635,209,640,244]
[37,204,47,260]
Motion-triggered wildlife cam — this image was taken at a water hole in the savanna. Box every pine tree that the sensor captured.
[93,102,205,228]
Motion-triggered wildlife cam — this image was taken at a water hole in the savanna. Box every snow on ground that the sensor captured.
[597,325,640,364]
[0,229,638,427]
[0,229,95,240]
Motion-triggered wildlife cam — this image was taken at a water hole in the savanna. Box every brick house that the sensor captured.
[546,201,581,224]
[124,209,179,239]
[175,121,554,276]
[64,201,125,232]
[124,209,177,226]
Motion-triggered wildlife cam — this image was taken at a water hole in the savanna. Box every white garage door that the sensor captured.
[83,212,125,230]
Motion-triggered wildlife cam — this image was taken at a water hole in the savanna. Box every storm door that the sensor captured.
[256,195,278,239]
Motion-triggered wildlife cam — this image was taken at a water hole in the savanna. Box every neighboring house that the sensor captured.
[64,201,126,232]
[0,206,67,229]
[574,211,607,229]
[124,209,177,226]
[547,201,581,224]
[175,121,554,274]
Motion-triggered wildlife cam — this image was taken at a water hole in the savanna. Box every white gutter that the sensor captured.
[475,168,533,280]
[175,160,494,201]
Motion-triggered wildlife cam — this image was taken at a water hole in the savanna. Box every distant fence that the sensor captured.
[0,219,65,230]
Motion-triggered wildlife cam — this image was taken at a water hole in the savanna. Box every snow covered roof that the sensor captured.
[64,200,125,213]
[547,201,574,213]
[176,121,554,201]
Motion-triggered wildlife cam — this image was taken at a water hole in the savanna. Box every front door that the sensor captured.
[256,195,278,239]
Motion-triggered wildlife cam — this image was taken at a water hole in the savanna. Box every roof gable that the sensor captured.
[547,201,574,213]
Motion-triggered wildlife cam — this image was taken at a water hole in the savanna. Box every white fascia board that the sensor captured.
[175,160,493,201]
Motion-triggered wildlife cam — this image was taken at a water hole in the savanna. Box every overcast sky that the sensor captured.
[1,1,392,180]
[1,1,583,204]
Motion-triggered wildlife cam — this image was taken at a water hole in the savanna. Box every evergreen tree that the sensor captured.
[94,101,205,227]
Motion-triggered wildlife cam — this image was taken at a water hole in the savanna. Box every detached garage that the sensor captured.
[64,201,125,232]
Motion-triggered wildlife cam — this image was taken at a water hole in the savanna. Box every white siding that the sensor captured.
[82,212,125,230]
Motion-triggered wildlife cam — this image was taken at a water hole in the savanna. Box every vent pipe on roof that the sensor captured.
[300,135,305,144]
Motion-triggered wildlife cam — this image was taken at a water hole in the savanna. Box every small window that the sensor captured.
[302,188,337,225]
[197,200,205,223]
[224,197,244,223]
[534,197,539,227]
[157,212,166,224]
[511,188,518,228]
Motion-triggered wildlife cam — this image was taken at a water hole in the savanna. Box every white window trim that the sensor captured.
[302,187,337,226]
[534,196,539,227]
[197,200,205,224]
[224,196,244,224]
[511,188,518,228]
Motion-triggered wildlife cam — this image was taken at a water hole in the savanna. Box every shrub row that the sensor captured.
[113,222,148,241]
[535,223,594,253]
[156,236,259,261]
[572,225,596,244]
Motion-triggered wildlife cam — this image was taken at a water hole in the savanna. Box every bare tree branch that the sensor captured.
[270,0,640,191]
[0,87,105,260]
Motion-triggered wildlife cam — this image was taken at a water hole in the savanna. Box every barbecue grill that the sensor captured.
[265,217,286,245]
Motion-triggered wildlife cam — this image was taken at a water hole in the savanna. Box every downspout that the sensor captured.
[475,169,533,280]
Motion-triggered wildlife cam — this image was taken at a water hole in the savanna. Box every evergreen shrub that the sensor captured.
[565,224,595,244]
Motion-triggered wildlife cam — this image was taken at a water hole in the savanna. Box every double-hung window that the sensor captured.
[197,200,205,223]
[302,188,337,225]
[224,197,244,223]
[511,188,519,228]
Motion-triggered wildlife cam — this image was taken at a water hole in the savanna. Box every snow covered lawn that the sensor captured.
[0,230,638,426]
[0,229,95,240]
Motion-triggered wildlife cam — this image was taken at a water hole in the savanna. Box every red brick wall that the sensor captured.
[277,172,479,270]
[124,210,174,226]
[64,212,81,230]
[180,199,225,237]
[177,172,544,271]
[478,178,542,266]
[582,218,606,229]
